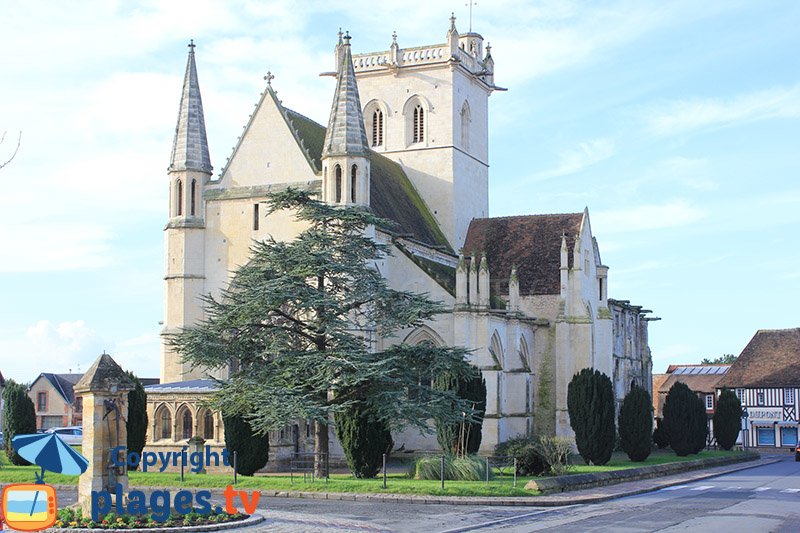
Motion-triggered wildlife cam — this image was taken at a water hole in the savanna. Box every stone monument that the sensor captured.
[75,353,135,514]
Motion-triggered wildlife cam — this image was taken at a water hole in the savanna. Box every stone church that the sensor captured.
[145,16,657,461]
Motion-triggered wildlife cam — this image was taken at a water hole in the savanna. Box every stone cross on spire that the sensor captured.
[322,31,369,157]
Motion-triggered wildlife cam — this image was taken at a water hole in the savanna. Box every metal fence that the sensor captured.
[289,452,329,483]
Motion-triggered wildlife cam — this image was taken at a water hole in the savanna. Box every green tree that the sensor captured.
[701,354,737,364]
[171,189,477,475]
[618,384,653,462]
[652,418,670,449]
[567,368,616,465]
[434,370,486,456]
[2,380,37,465]
[223,414,269,476]
[334,402,393,478]
[125,372,148,470]
[663,382,701,456]
[713,388,743,450]
[691,394,709,454]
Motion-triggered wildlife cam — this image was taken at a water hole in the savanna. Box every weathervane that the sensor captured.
[465,1,477,32]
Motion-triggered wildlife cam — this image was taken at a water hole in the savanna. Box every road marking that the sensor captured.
[690,485,714,491]
[780,488,800,493]
[661,485,689,491]
[753,487,771,492]
[723,486,743,491]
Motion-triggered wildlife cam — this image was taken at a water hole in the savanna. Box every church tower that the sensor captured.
[349,14,502,248]
[321,32,370,206]
[161,41,211,384]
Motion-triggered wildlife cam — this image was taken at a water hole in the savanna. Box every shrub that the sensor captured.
[652,418,670,449]
[222,414,269,476]
[495,436,548,476]
[413,454,487,481]
[691,394,709,454]
[433,369,486,456]
[663,382,699,456]
[533,436,573,476]
[618,385,653,462]
[334,402,393,478]
[713,388,743,450]
[2,380,37,465]
[567,368,616,465]
[125,372,148,470]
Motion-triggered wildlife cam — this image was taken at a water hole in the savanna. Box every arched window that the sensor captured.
[157,406,172,440]
[413,105,424,143]
[371,109,384,147]
[202,410,214,440]
[489,331,504,368]
[335,165,342,203]
[350,165,357,203]
[190,179,196,216]
[460,102,471,150]
[176,179,183,216]
[180,408,193,440]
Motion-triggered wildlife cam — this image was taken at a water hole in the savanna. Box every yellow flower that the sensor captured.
[69,521,78,526]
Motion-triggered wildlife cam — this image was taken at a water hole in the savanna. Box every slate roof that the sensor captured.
[36,373,83,405]
[145,379,218,393]
[717,328,800,389]
[169,43,213,174]
[462,213,584,295]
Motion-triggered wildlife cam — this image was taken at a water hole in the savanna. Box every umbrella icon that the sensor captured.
[12,432,89,484]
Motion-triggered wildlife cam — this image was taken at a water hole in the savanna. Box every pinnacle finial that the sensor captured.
[392,30,397,45]
[264,71,274,86]
[338,28,343,44]
[449,12,456,31]
[188,39,196,53]
[344,30,351,45]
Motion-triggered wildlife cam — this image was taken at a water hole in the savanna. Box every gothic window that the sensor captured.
[157,406,172,440]
[460,102,470,150]
[202,410,214,440]
[372,109,384,147]
[413,105,424,143]
[335,165,342,203]
[190,179,196,216]
[253,203,259,230]
[489,331,504,368]
[176,179,183,216]
[179,407,193,440]
[350,165,357,203]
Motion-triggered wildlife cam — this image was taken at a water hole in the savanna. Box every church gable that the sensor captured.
[463,213,583,296]
[217,87,319,188]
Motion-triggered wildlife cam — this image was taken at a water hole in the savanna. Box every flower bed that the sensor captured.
[54,508,248,529]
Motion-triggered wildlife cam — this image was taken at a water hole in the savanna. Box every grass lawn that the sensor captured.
[0,449,746,497]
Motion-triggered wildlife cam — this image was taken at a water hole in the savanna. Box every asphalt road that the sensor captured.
[246,455,800,532]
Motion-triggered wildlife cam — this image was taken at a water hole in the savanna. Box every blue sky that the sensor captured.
[0,1,798,383]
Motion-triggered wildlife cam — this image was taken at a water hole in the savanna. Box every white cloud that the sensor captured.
[531,138,615,181]
[643,84,800,136]
[593,200,706,234]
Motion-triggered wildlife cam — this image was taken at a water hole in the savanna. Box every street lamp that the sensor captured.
[741,408,749,451]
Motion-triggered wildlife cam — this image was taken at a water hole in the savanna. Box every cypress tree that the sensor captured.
[2,380,37,465]
[691,394,709,454]
[334,402,393,478]
[618,384,653,462]
[223,414,269,476]
[567,368,616,465]
[434,369,486,456]
[662,382,697,456]
[713,388,743,450]
[652,418,670,449]
[125,372,148,470]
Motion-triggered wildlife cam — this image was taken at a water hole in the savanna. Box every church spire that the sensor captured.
[169,40,212,174]
[322,31,369,157]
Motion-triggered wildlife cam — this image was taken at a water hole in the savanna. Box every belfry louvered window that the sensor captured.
[350,165,357,203]
[372,109,384,147]
[413,105,424,143]
[335,165,342,203]
[176,179,183,216]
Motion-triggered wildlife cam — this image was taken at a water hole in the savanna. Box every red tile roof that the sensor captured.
[463,213,583,295]
[717,328,800,388]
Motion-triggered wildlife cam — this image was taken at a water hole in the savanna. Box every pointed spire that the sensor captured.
[323,31,369,158]
[169,40,212,174]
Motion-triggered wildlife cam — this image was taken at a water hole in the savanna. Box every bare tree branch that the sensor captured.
[0,131,22,170]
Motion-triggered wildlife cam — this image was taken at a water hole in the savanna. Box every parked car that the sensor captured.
[46,426,82,446]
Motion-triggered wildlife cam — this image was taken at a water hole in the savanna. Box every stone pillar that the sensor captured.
[188,436,206,474]
[74,353,135,515]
